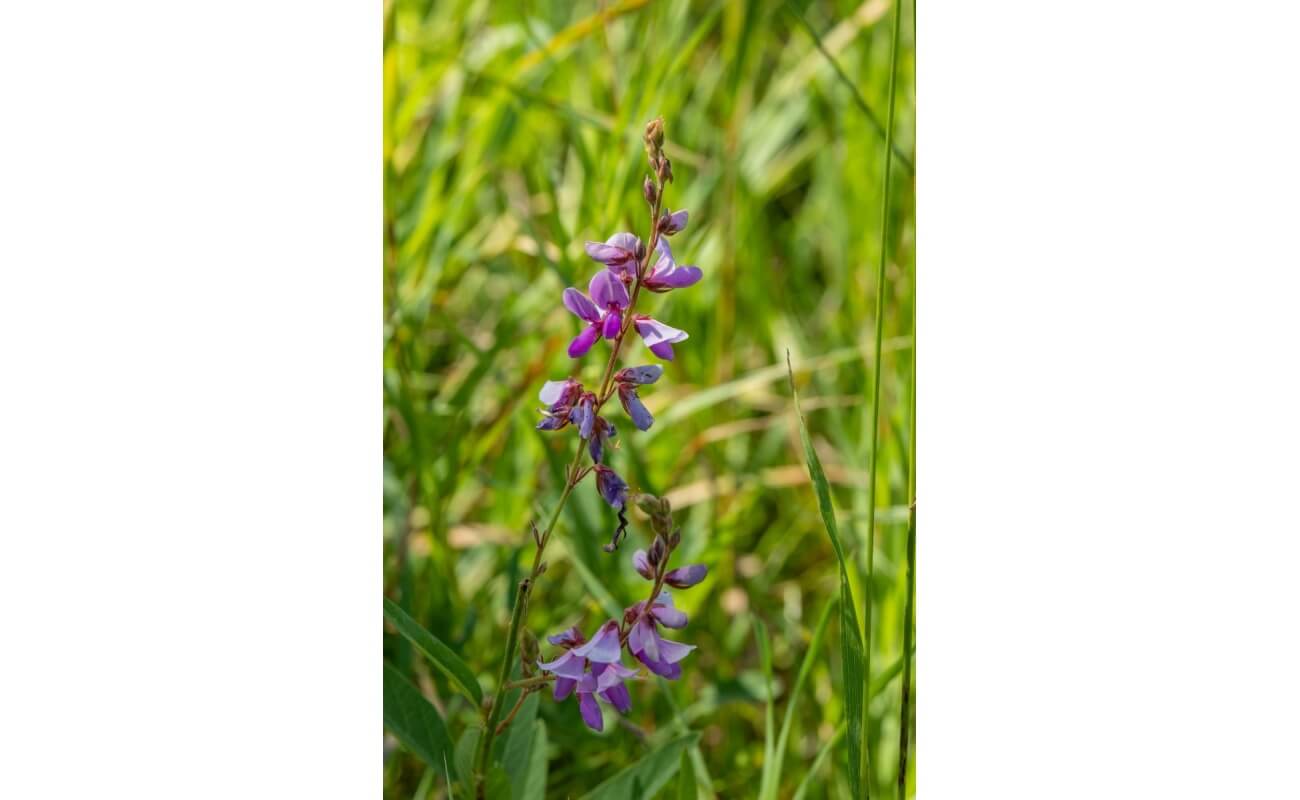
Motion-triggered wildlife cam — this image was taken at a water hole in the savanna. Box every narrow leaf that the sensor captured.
[579,733,700,800]
[787,353,865,797]
[792,723,847,800]
[383,662,457,780]
[754,618,776,799]
[503,693,540,799]
[769,596,837,800]
[677,749,697,800]
[384,598,484,706]
[518,721,548,800]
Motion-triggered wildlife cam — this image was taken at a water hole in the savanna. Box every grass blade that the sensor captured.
[784,1,915,176]
[384,662,457,780]
[579,732,701,800]
[792,723,847,800]
[676,748,698,800]
[787,352,866,798]
[766,596,837,800]
[754,618,776,799]
[384,598,484,706]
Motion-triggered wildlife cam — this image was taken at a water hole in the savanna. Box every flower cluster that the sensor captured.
[535,125,703,552]
[521,118,710,736]
[537,500,708,731]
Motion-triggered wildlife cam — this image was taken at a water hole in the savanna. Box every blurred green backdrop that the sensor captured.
[384,0,915,796]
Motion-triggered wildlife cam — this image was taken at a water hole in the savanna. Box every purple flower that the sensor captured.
[617,385,653,431]
[536,378,583,431]
[642,239,701,293]
[538,620,638,732]
[658,209,689,236]
[594,466,630,551]
[633,315,689,361]
[664,563,708,589]
[625,592,696,679]
[632,548,655,580]
[563,271,629,357]
[584,233,643,277]
[614,365,664,385]
[588,416,617,463]
[569,392,596,440]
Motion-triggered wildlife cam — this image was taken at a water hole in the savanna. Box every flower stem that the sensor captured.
[472,172,667,798]
[864,0,904,792]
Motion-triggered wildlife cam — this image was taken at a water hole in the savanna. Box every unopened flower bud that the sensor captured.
[657,156,674,184]
[648,535,666,566]
[634,493,661,516]
[668,527,681,549]
[644,117,665,149]
[643,175,658,206]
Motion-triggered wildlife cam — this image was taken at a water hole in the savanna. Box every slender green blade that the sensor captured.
[384,662,457,780]
[517,721,548,800]
[578,733,700,800]
[503,693,540,799]
[787,353,865,797]
[768,596,837,800]
[792,723,847,800]
[384,598,483,706]
[754,617,776,799]
[676,749,697,800]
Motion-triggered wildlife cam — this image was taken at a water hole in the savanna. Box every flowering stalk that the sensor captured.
[473,119,707,797]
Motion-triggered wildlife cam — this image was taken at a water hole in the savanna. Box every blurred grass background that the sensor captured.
[383,0,915,796]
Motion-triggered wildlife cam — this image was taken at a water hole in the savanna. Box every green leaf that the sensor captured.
[792,723,847,800]
[383,662,457,780]
[676,749,697,800]
[517,721,548,800]
[454,726,482,790]
[384,598,484,706]
[754,618,776,799]
[765,597,836,800]
[503,693,540,799]
[578,733,700,800]
[787,354,866,797]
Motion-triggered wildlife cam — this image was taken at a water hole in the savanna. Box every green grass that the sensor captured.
[383,0,915,796]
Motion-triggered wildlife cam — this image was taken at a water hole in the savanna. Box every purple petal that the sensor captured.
[595,467,628,510]
[661,209,689,235]
[630,616,659,662]
[571,620,621,664]
[578,691,604,731]
[563,287,601,323]
[554,677,577,701]
[652,263,703,289]
[538,380,568,406]
[599,682,632,714]
[601,308,622,339]
[616,365,663,385]
[568,325,600,358]
[651,603,688,629]
[635,651,682,680]
[589,270,629,311]
[618,385,654,431]
[547,626,586,648]
[648,341,675,360]
[664,564,708,589]
[537,650,586,680]
[536,414,567,431]
[635,317,689,347]
[632,549,654,580]
[656,636,696,664]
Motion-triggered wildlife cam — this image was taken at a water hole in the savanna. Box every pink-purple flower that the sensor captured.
[615,365,663,431]
[642,239,702,293]
[538,621,638,732]
[625,591,696,679]
[563,271,629,358]
[583,233,643,278]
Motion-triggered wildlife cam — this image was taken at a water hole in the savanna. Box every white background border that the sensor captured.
[1,0,1298,796]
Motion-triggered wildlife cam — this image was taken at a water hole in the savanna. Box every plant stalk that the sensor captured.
[864,0,904,793]
[472,172,666,797]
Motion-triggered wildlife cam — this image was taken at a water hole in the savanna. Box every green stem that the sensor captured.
[898,318,916,798]
[864,0,904,793]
